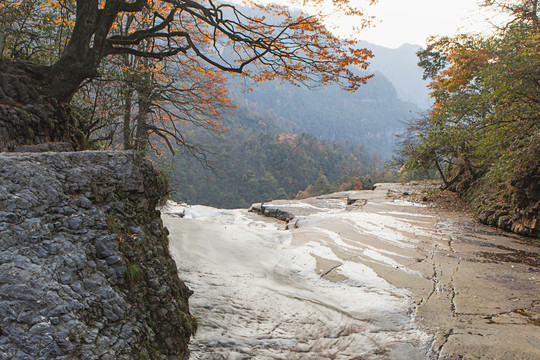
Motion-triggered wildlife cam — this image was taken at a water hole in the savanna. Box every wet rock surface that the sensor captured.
[0,151,195,359]
[259,184,540,359]
[164,201,432,360]
[165,183,539,359]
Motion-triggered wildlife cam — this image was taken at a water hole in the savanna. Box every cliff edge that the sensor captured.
[0,151,196,359]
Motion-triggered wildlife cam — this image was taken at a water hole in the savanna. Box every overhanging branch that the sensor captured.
[119,0,148,12]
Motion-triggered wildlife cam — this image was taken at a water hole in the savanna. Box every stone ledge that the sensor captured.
[0,150,195,359]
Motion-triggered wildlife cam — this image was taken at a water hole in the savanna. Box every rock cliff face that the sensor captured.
[468,161,540,238]
[0,151,195,359]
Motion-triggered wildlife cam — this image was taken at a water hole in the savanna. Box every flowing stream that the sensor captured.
[162,190,434,359]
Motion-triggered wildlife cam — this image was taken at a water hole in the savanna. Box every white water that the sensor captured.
[162,198,433,359]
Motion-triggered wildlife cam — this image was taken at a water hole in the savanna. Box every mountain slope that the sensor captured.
[227,72,419,159]
[360,42,431,109]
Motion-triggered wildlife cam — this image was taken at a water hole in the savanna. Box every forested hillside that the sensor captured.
[393,0,539,236]
[1,0,422,211]
[166,47,424,208]
[226,72,419,159]
[167,102,388,208]
[361,42,431,109]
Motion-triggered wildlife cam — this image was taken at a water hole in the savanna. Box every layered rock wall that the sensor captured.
[471,160,540,237]
[0,151,195,359]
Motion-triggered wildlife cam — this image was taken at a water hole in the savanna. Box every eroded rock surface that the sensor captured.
[256,184,540,359]
[0,151,195,359]
[163,201,433,359]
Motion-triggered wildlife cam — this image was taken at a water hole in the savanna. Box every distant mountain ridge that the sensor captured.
[227,70,419,159]
[167,30,432,208]
[360,41,432,110]
[221,40,431,159]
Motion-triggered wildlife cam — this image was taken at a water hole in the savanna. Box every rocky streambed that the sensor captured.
[163,183,540,359]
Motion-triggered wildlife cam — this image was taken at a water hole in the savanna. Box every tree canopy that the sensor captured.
[393,0,539,236]
[2,0,375,101]
[0,0,375,151]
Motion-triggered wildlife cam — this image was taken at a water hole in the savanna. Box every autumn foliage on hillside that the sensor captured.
[393,0,539,236]
[0,0,376,152]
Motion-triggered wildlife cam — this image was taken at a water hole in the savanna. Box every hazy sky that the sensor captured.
[341,0,491,48]
[248,0,499,49]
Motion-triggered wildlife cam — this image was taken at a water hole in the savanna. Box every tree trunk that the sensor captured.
[123,88,134,150]
[0,30,6,59]
[134,88,151,154]
[0,0,119,151]
[434,160,449,187]
[0,61,83,151]
[463,155,478,180]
